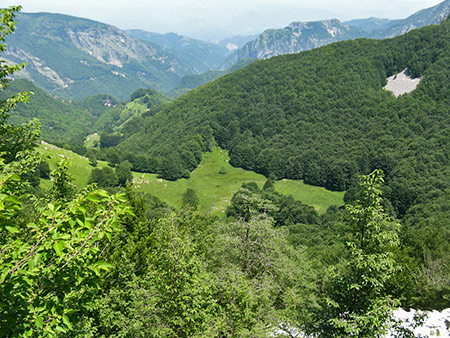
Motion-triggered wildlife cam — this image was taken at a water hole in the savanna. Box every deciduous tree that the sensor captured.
[315,170,400,337]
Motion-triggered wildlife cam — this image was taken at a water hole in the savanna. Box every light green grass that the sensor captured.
[38,144,344,215]
[84,133,100,149]
[38,142,108,187]
[275,180,344,214]
[133,147,344,215]
[132,148,266,215]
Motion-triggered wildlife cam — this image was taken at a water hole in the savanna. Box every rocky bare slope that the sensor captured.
[223,0,450,68]
[4,13,192,100]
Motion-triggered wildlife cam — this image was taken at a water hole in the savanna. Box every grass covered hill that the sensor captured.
[36,143,343,215]
[132,147,344,215]
[93,88,172,132]
[115,18,450,219]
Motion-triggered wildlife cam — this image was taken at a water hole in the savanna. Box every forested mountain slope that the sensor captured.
[223,0,450,67]
[0,78,174,145]
[170,58,256,97]
[93,88,172,132]
[4,13,192,100]
[115,18,450,220]
[0,79,116,143]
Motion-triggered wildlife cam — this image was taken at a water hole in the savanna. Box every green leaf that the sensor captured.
[95,190,109,198]
[26,222,38,229]
[57,233,71,240]
[9,174,20,181]
[48,203,55,212]
[93,261,113,269]
[35,317,43,328]
[86,194,100,202]
[55,326,67,333]
[53,241,65,257]
[91,260,112,276]
[62,314,73,330]
[0,271,9,284]
[78,206,86,215]
[22,276,33,286]
[5,226,19,233]
[32,253,42,268]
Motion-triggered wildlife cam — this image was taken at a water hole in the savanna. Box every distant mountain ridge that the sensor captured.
[5,2,450,99]
[222,19,360,67]
[125,30,230,72]
[170,58,256,97]
[223,0,450,68]
[4,13,196,100]
[366,0,450,38]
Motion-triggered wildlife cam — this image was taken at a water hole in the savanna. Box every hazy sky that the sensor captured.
[2,0,444,40]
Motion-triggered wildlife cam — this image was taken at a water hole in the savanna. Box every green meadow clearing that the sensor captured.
[275,180,345,214]
[38,143,344,215]
[37,142,109,188]
[132,148,344,214]
[84,133,100,149]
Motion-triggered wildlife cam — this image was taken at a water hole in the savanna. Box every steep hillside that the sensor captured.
[223,0,450,68]
[93,88,172,132]
[222,19,360,68]
[170,58,256,97]
[114,19,450,220]
[368,0,450,38]
[126,30,229,72]
[4,12,193,100]
[0,79,114,143]
[0,78,175,146]
[343,17,399,32]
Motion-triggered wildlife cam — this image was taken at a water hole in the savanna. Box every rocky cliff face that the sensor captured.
[222,19,359,68]
[223,0,450,69]
[4,13,191,100]
[370,0,450,38]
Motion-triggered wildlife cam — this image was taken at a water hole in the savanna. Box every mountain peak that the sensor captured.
[5,12,192,100]
[222,0,450,69]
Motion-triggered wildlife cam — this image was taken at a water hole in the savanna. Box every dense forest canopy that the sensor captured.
[0,79,118,144]
[114,18,450,213]
[110,20,450,315]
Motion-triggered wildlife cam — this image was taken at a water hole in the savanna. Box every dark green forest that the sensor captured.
[1,6,449,338]
[116,18,450,201]
[0,79,118,144]
[111,17,450,310]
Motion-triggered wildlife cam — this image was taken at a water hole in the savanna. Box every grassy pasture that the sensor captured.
[38,144,344,215]
[132,147,344,215]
